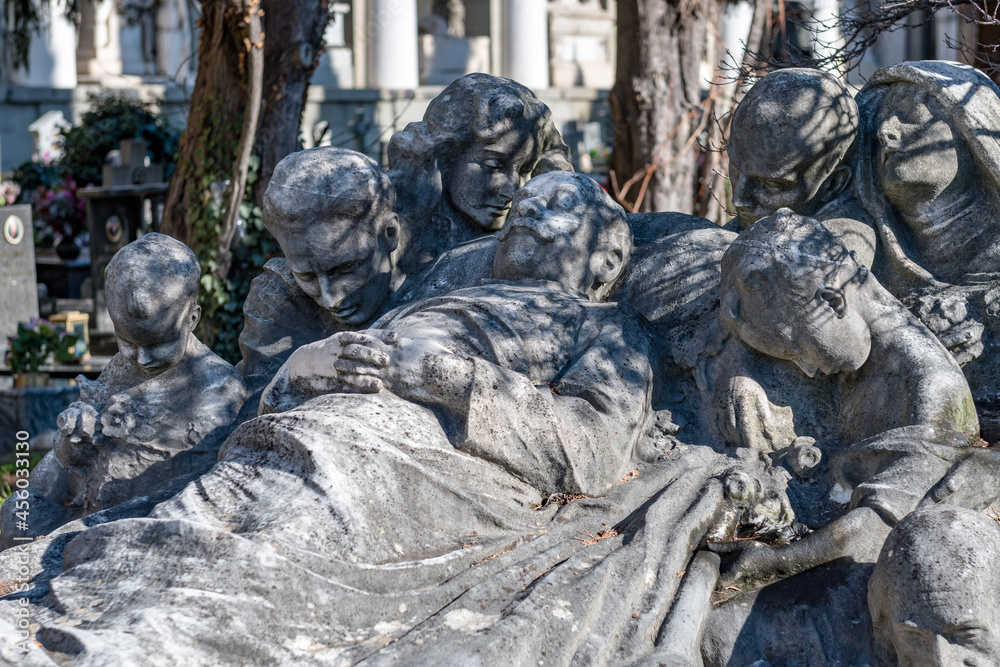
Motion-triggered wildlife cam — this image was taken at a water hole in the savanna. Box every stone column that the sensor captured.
[502,0,549,89]
[810,0,844,71]
[9,0,78,88]
[720,1,753,62]
[367,0,419,88]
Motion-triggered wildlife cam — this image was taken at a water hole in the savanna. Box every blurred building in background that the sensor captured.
[0,0,981,175]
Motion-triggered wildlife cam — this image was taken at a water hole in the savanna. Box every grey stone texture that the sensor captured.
[0,234,246,547]
[6,63,1000,667]
[854,60,1000,441]
[869,504,1000,666]
[387,73,572,277]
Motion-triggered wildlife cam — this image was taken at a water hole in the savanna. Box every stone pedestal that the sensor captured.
[367,0,420,88]
[502,0,549,89]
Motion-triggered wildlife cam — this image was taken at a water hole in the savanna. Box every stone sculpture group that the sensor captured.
[2,62,1000,666]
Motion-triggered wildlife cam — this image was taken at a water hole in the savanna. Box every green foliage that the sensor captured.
[0,455,43,504]
[4,318,79,375]
[59,92,181,187]
[196,155,279,364]
[179,93,279,364]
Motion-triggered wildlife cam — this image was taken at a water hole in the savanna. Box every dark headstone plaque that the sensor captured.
[81,184,167,332]
[0,205,38,357]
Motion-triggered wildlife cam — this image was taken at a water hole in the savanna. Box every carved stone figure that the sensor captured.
[701,210,996,665]
[869,504,1000,666]
[260,173,650,500]
[855,60,1000,438]
[387,73,572,277]
[237,147,402,413]
[0,234,246,548]
[727,68,875,266]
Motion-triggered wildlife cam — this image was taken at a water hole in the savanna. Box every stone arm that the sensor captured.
[238,259,338,404]
[710,506,892,589]
[410,328,654,498]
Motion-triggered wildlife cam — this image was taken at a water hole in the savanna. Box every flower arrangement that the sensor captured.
[0,181,21,206]
[33,175,88,247]
[5,319,80,375]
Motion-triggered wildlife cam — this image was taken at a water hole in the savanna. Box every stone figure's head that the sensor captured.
[720,209,871,377]
[729,68,859,229]
[388,73,572,232]
[869,504,1000,666]
[263,147,400,327]
[493,171,631,301]
[855,61,1000,225]
[105,233,201,375]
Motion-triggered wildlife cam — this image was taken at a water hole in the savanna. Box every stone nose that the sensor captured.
[879,116,902,147]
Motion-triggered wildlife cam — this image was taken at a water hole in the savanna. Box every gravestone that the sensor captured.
[0,205,38,359]
[82,138,168,333]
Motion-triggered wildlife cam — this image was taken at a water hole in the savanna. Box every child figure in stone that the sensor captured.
[699,209,992,664]
[868,504,1000,666]
[1,234,246,546]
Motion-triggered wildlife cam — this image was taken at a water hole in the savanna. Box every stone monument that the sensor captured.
[2,63,1000,667]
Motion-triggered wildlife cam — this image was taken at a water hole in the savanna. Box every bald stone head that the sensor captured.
[720,209,872,378]
[493,171,631,301]
[105,233,202,375]
[869,504,1000,666]
[729,68,859,229]
[263,147,400,327]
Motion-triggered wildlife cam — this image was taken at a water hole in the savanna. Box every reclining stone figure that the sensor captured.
[0,234,246,548]
[260,170,651,498]
[0,172,673,665]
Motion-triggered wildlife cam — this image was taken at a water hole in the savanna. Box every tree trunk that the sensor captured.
[161,0,329,241]
[159,0,328,349]
[610,0,711,214]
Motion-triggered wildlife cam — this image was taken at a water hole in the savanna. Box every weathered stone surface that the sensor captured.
[869,504,1000,665]
[855,60,1000,440]
[7,64,1000,667]
[0,234,246,547]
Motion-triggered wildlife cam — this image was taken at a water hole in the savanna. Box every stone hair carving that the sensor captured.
[855,60,1000,437]
[238,147,402,413]
[11,63,1000,667]
[387,73,572,275]
[855,60,1000,290]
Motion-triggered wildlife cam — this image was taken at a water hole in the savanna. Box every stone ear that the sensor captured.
[594,243,624,286]
[819,286,847,318]
[382,214,401,254]
[822,166,853,203]
[188,303,202,331]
